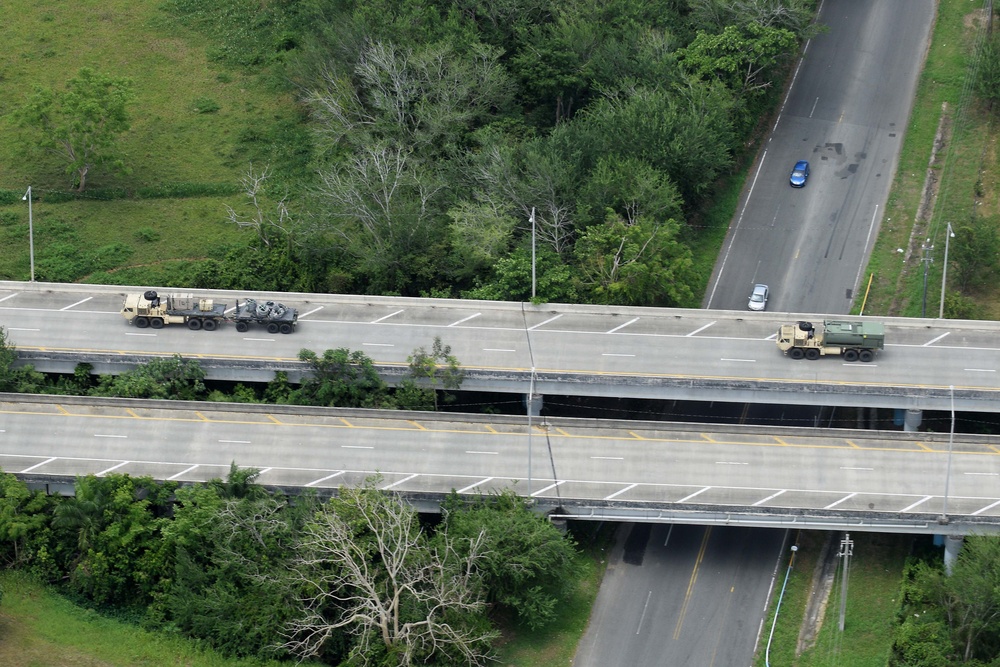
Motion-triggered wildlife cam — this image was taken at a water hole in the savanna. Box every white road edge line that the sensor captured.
[305,471,345,487]
[457,477,494,494]
[168,465,200,480]
[382,473,419,490]
[371,309,403,323]
[606,317,640,334]
[20,457,58,473]
[61,297,93,310]
[97,461,130,475]
[604,483,638,500]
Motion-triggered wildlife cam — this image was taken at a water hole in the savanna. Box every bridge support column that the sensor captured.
[903,409,923,432]
[525,393,543,417]
[943,535,964,575]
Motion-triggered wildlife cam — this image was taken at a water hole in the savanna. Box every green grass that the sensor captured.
[859,0,988,317]
[0,0,300,282]
[494,523,613,667]
[756,532,911,667]
[0,570,288,667]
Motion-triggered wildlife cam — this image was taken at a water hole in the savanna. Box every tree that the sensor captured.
[283,482,497,666]
[19,67,135,191]
[0,472,55,568]
[396,337,465,410]
[90,355,207,400]
[292,348,392,408]
[975,33,1000,109]
[442,490,577,631]
[951,214,1000,292]
[0,326,46,393]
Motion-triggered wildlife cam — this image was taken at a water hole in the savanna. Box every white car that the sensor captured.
[748,284,769,311]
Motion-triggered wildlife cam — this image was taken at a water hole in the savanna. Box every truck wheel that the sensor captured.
[150,318,164,329]
[135,317,149,328]
[843,349,859,362]
[279,323,293,334]
[805,349,820,360]
[790,348,805,360]
[859,350,875,362]
[187,318,203,330]
[267,323,280,334]
[202,319,218,331]
[235,321,249,333]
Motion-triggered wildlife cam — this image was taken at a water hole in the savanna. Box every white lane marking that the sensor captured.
[825,492,857,509]
[753,490,786,506]
[306,472,345,487]
[300,306,324,318]
[924,332,950,346]
[528,314,563,330]
[465,450,498,455]
[606,317,639,334]
[342,445,373,449]
[840,467,874,471]
[972,499,1000,516]
[168,465,200,480]
[244,338,276,341]
[809,96,819,118]
[363,342,394,347]
[635,591,653,635]
[965,472,1000,476]
[604,483,638,500]
[687,321,716,336]
[856,205,880,292]
[964,368,996,373]
[371,309,403,323]
[900,496,934,512]
[382,473,419,490]
[448,313,482,326]
[765,332,778,340]
[0,293,19,304]
[458,477,494,494]
[716,461,748,466]
[591,456,624,461]
[530,480,565,497]
[602,353,635,357]
[6,327,39,332]
[721,358,756,363]
[94,434,127,439]
[126,332,157,337]
[258,467,272,475]
[20,457,58,473]
[484,348,515,352]
[678,487,711,503]
[97,461,130,475]
[664,524,674,547]
[61,297,93,310]
[219,439,251,444]
[707,150,768,308]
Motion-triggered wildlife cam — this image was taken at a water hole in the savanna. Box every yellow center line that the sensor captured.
[484,425,498,434]
[845,439,861,449]
[915,441,935,452]
[408,420,427,430]
[268,415,283,424]
[55,405,70,415]
[629,431,647,440]
[194,412,210,421]
[126,408,140,419]
[555,427,572,437]
[674,527,712,640]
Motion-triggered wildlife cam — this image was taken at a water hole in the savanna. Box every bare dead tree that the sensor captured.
[282,486,497,666]
[225,165,292,249]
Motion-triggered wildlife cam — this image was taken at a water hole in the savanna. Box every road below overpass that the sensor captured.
[3,395,998,535]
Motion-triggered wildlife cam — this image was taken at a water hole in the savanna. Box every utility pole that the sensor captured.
[921,240,933,317]
[530,207,536,300]
[939,222,954,319]
[838,533,854,632]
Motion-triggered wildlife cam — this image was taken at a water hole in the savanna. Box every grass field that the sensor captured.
[0,0,301,282]
[0,570,292,667]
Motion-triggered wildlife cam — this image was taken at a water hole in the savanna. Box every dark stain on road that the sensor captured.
[623,523,651,566]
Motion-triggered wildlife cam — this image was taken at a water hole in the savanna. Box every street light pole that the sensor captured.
[22,186,35,282]
[939,222,954,319]
[530,207,536,300]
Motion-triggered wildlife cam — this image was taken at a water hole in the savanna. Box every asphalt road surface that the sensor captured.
[575,525,788,667]
[705,0,935,314]
[593,0,937,665]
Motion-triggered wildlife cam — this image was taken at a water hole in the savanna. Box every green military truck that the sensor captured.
[776,320,885,362]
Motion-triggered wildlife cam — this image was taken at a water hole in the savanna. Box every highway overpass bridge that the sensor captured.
[3,394,999,536]
[4,281,1000,414]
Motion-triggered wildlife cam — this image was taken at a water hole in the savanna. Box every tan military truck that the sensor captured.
[121,290,227,330]
[776,320,884,362]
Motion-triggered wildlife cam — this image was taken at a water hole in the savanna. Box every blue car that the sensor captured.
[790,160,810,187]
